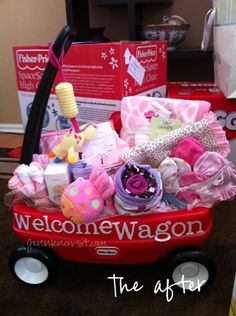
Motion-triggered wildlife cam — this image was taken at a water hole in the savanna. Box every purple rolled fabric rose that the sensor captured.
[126,174,149,195]
[114,164,163,211]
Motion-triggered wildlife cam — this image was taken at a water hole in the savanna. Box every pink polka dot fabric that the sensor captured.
[61,167,116,224]
[63,179,104,223]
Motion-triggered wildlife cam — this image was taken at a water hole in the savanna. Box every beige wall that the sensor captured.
[0,0,211,125]
[0,0,66,124]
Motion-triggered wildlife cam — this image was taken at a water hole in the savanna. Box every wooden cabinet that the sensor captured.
[65,0,91,41]
[91,0,173,40]
[65,0,172,41]
[65,0,214,81]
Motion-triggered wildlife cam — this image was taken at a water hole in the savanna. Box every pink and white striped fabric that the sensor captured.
[39,129,68,154]
[120,96,211,147]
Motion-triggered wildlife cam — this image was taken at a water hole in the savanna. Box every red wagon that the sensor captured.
[8,26,215,289]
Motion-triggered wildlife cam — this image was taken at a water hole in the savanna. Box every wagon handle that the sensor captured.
[20,25,76,165]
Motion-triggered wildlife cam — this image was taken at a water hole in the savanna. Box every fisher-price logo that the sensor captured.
[136,45,157,64]
[16,49,48,70]
[13,213,204,242]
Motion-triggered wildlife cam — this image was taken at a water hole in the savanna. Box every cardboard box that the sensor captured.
[168,82,236,163]
[44,163,70,204]
[13,41,167,132]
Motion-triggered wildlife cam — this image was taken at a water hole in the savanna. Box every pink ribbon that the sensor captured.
[48,42,65,82]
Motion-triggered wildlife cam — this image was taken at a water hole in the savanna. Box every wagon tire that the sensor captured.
[165,247,216,291]
[9,245,59,286]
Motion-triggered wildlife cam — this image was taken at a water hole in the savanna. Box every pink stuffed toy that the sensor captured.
[61,167,115,224]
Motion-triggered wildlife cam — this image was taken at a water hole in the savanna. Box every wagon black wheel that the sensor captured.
[165,247,215,291]
[9,245,59,286]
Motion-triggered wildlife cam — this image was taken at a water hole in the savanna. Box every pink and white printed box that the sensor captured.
[13,41,167,132]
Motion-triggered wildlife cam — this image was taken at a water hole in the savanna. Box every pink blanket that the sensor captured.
[120,96,211,146]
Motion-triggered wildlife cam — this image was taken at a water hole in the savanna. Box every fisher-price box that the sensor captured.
[167,82,236,164]
[13,41,167,132]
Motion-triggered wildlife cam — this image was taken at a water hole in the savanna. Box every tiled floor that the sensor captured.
[0,133,23,148]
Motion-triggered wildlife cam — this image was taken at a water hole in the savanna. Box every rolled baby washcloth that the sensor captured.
[14,164,32,184]
[8,175,23,190]
[30,162,45,184]
[157,157,191,194]
[114,164,163,213]
[170,137,205,167]
[33,154,53,167]
[69,161,93,180]
[8,162,47,197]
[161,192,187,210]
[175,151,236,208]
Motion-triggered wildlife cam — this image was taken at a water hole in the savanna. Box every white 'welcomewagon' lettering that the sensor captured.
[13,213,204,242]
